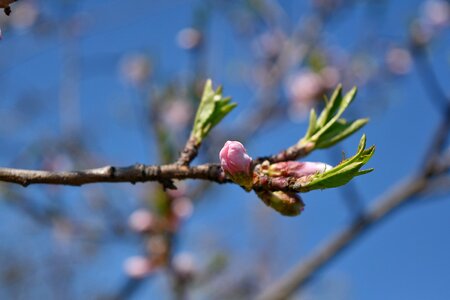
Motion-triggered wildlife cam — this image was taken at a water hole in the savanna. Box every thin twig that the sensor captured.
[254,142,313,165]
[176,136,200,166]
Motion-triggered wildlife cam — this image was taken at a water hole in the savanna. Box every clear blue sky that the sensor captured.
[0,0,449,299]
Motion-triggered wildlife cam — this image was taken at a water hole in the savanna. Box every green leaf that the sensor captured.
[310,87,357,142]
[305,109,317,139]
[300,85,363,150]
[295,135,375,192]
[316,84,342,128]
[191,79,237,143]
[315,118,369,149]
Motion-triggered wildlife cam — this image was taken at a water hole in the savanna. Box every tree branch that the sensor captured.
[0,163,225,187]
[176,136,200,166]
[253,142,313,165]
[257,103,450,299]
[0,137,316,188]
[256,175,428,300]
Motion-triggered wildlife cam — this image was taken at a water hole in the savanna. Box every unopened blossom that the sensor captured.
[268,161,332,178]
[257,190,305,216]
[219,141,253,190]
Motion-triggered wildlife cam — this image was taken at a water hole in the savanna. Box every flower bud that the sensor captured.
[268,161,332,178]
[256,190,305,216]
[219,141,253,190]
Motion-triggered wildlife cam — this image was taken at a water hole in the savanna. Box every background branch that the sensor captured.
[257,55,450,299]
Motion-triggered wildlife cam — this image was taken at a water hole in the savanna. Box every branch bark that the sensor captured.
[176,136,201,166]
[0,139,314,187]
[0,163,225,187]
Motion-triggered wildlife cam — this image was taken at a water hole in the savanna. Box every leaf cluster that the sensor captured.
[191,79,237,143]
[302,85,368,149]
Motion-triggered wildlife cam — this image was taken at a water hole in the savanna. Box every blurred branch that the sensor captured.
[410,46,450,173]
[112,277,146,300]
[256,153,450,300]
[411,46,449,113]
[256,175,428,300]
[256,85,450,300]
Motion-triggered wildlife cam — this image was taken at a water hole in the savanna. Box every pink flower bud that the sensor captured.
[219,141,253,190]
[268,161,332,178]
[220,141,252,174]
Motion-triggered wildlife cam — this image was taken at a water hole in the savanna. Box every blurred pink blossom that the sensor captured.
[385,47,412,75]
[423,0,449,27]
[253,30,285,58]
[128,209,155,233]
[286,70,325,120]
[162,100,193,131]
[123,256,152,278]
[320,66,341,88]
[172,252,196,278]
[172,197,193,219]
[10,2,39,31]
[119,53,152,86]
[176,27,202,50]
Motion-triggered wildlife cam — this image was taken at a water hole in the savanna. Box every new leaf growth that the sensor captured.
[191,79,237,145]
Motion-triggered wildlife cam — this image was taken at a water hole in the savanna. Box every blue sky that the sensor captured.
[0,0,449,299]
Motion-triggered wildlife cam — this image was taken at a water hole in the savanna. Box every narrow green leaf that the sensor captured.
[310,87,358,142]
[356,168,374,176]
[191,79,237,142]
[317,84,342,127]
[315,118,369,149]
[305,108,318,139]
[296,135,375,192]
